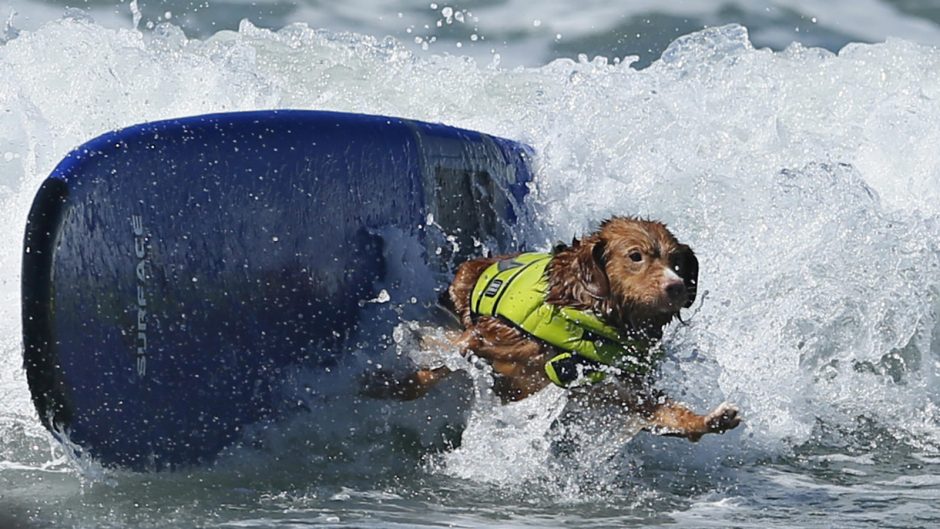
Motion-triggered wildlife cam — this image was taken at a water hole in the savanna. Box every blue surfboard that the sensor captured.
[22,110,533,470]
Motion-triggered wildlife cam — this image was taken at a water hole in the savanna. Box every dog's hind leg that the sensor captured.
[359,366,454,400]
[359,328,468,401]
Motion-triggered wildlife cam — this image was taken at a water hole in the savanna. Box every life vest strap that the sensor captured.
[544,352,608,387]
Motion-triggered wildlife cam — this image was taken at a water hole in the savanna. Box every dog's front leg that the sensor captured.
[641,394,740,442]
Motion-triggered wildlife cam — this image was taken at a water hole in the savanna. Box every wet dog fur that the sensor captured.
[364,217,740,442]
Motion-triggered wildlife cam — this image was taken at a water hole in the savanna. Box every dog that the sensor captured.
[364,217,740,442]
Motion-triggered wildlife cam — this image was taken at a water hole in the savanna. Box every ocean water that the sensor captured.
[2,1,940,528]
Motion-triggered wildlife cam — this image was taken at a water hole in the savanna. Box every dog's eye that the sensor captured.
[629,251,643,262]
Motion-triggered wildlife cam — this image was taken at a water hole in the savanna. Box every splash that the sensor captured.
[0,18,938,487]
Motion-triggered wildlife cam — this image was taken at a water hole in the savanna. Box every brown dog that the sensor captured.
[366,217,740,442]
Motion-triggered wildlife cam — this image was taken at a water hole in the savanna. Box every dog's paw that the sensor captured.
[705,402,741,434]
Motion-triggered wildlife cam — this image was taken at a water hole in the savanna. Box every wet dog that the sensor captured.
[364,217,740,442]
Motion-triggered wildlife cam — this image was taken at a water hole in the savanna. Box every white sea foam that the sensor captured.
[1,17,939,486]
[6,0,940,67]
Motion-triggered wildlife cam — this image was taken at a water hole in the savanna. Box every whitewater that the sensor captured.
[1,9,939,529]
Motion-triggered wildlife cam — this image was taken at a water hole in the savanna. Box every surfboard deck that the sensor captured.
[21,110,533,470]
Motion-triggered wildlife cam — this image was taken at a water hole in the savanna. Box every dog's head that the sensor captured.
[551,217,698,323]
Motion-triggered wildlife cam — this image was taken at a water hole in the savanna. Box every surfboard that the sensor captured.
[21,110,533,470]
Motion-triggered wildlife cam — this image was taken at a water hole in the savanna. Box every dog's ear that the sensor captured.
[673,244,698,308]
[552,238,573,254]
[576,238,610,300]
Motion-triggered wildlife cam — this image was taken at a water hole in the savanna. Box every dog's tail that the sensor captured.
[437,287,456,314]
[433,288,462,327]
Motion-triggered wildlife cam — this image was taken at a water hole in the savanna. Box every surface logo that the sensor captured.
[131,215,149,378]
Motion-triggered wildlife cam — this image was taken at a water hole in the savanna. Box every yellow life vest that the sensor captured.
[469,252,656,387]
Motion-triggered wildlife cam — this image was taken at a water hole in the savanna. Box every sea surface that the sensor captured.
[2,1,940,528]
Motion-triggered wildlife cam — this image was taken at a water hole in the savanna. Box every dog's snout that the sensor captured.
[664,280,687,303]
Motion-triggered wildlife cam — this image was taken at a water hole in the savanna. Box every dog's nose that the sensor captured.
[665,280,687,303]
